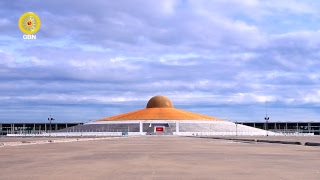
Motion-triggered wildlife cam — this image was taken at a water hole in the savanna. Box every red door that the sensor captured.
[155,126,164,132]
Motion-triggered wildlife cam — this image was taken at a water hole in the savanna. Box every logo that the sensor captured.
[18,12,41,39]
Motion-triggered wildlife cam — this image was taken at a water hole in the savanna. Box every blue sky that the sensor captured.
[1,0,320,123]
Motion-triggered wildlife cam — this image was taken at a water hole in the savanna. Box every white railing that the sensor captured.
[6,131,313,137]
[7,132,122,137]
[173,132,314,136]
[6,132,147,137]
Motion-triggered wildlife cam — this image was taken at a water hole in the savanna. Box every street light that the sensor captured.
[265,116,269,136]
[235,121,238,136]
[48,115,55,136]
[265,99,269,136]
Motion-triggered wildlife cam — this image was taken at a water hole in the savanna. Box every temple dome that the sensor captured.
[97,94,224,121]
[146,95,173,108]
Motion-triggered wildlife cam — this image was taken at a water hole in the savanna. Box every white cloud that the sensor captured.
[263,0,317,14]
[0,18,10,26]
[1,0,320,122]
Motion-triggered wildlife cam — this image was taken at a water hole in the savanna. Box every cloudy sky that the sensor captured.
[1,0,320,123]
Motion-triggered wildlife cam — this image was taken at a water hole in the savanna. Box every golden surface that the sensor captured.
[97,108,223,121]
[146,95,173,108]
[97,95,224,121]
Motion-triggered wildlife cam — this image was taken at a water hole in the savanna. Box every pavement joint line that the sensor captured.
[0,136,129,147]
[188,136,320,147]
[1,136,320,147]
[305,142,320,146]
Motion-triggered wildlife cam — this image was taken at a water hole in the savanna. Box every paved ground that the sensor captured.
[2,135,319,143]
[0,136,100,143]
[214,135,320,143]
[0,136,319,180]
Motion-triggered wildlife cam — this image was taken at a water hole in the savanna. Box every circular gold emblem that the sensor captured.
[18,12,41,34]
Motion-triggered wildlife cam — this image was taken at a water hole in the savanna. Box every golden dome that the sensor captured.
[96,95,225,121]
[146,95,173,108]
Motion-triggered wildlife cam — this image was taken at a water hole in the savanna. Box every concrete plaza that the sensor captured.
[0,136,319,180]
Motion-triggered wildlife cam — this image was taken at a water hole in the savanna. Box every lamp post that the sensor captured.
[48,115,55,137]
[264,99,269,136]
[265,116,269,136]
[235,121,238,136]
